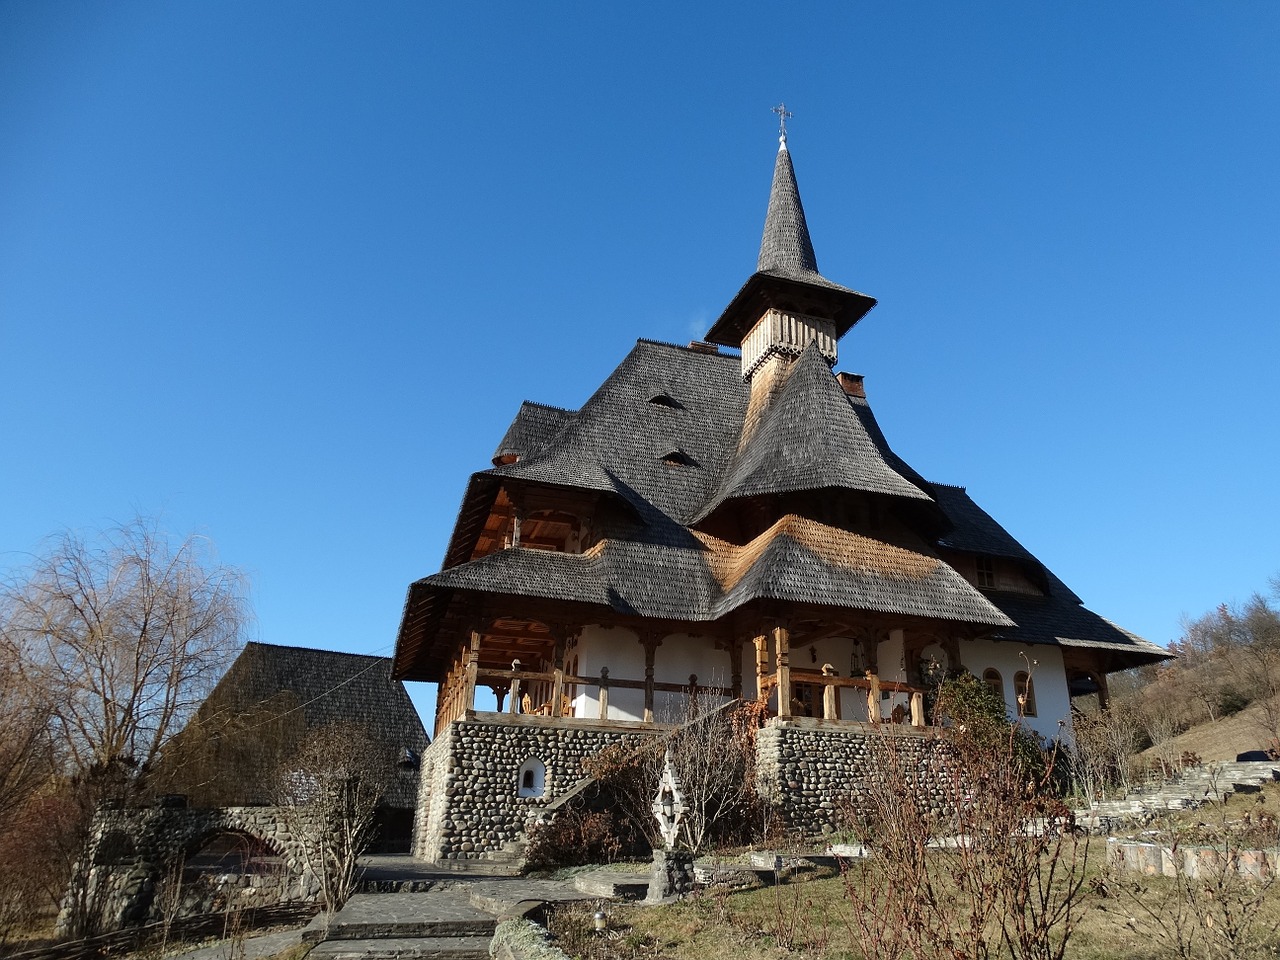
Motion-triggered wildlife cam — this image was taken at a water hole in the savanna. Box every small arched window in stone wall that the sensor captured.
[982,668,1005,707]
[1014,671,1037,717]
[517,757,546,798]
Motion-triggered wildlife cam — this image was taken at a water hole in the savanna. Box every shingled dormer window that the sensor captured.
[976,556,996,589]
[648,393,682,409]
[661,450,695,468]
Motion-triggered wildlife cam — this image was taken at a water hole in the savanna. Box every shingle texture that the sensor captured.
[165,642,429,808]
[394,141,1163,680]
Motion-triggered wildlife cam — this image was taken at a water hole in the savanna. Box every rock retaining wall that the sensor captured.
[755,720,953,836]
[416,716,957,861]
[413,716,660,861]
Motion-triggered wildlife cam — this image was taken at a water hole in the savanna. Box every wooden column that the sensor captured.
[753,634,769,701]
[463,629,482,713]
[598,667,610,720]
[728,638,743,700]
[550,637,566,718]
[865,670,881,723]
[774,624,792,718]
[1096,672,1111,711]
[641,636,660,723]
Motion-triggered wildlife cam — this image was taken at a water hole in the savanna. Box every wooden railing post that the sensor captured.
[822,664,839,720]
[865,670,881,723]
[598,667,610,720]
[463,630,481,713]
[774,625,792,717]
[508,659,521,714]
[688,674,699,720]
[910,691,925,728]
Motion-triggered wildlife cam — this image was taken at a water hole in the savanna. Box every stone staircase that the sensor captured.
[1076,761,1280,832]
[302,875,598,959]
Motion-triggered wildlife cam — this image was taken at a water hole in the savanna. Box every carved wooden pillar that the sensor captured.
[463,629,482,713]
[641,636,661,723]
[728,638,743,700]
[774,624,792,718]
[753,633,769,701]
[550,635,567,718]
[598,667,610,720]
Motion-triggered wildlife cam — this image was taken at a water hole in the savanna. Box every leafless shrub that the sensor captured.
[841,671,1090,960]
[274,722,394,914]
[1115,774,1280,960]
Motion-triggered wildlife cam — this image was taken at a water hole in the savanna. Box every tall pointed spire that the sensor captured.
[703,120,876,354]
[757,136,820,277]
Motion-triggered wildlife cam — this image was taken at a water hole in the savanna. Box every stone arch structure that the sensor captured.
[59,806,324,934]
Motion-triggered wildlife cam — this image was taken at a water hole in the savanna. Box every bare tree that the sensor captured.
[1,516,247,936]
[0,639,53,820]
[1,516,248,799]
[275,723,394,915]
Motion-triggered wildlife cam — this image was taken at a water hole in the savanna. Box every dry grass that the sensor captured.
[1139,701,1273,766]
[549,835,1280,960]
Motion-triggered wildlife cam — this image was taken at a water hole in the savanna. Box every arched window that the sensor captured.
[982,668,1004,706]
[1014,671,1037,717]
[517,757,546,798]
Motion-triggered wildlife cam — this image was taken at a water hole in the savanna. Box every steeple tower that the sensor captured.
[757,133,819,278]
[705,122,876,383]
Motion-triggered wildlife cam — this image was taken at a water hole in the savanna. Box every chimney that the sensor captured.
[836,372,865,399]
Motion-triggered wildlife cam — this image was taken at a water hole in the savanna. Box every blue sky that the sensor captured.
[3,2,1277,724]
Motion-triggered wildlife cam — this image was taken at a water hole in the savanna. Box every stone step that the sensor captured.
[422,859,522,876]
[307,937,493,960]
[572,871,649,899]
[303,893,497,944]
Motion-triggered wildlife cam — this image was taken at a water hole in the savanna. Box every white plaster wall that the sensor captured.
[574,625,645,721]
[874,631,913,720]
[573,627,728,722]
[957,639,1073,742]
[653,633,729,720]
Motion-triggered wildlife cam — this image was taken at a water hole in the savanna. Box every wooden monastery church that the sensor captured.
[392,127,1168,861]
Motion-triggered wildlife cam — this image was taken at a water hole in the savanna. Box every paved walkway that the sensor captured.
[168,855,595,960]
[168,927,304,960]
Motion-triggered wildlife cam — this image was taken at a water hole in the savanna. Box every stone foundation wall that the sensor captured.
[755,720,953,837]
[58,806,323,935]
[414,716,660,861]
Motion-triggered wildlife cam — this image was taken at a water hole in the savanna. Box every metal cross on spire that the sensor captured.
[772,102,794,140]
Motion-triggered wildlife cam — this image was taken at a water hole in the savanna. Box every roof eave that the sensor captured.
[705,272,876,348]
